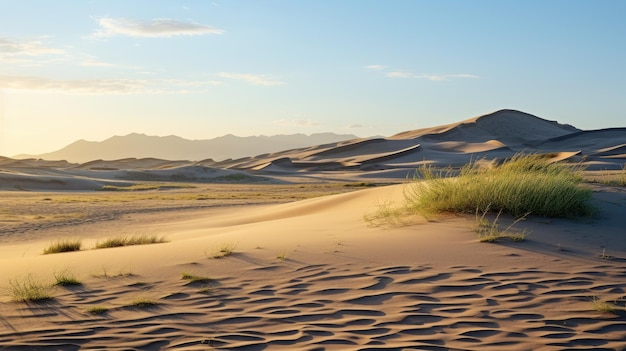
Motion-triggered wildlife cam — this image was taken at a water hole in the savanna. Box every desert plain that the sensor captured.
[1,110,626,350]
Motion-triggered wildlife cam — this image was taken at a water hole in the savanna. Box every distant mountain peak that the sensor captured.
[16,132,359,163]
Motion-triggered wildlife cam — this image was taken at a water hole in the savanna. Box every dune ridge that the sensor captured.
[3,109,624,191]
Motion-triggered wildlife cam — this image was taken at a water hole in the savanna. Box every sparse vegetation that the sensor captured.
[181,272,213,284]
[475,207,529,243]
[91,266,135,278]
[42,239,82,254]
[86,305,109,315]
[404,154,594,218]
[276,251,288,261]
[126,295,160,308]
[9,274,53,302]
[100,183,195,191]
[94,234,167,249]
[206,242,237,259]
[591,297,617,313]
[363,199,409,227]
[53,269,82,286]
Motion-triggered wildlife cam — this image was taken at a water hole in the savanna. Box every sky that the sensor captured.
[1,1,625,156]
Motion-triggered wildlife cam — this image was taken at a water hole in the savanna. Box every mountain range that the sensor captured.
[15,133,359,163]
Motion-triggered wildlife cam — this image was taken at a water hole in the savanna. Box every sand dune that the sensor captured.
[1,184,625,350]
[1,109,625,189]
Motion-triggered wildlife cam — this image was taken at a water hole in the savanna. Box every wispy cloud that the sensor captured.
[0,38,65,62]
[0,75,148,94]
[93,17,224,38]
[219,72,286,86]
[365,64,387,71]
[273,119,320,127]
[386,71,414,78]
[81,59,115,67]
[386,71,479,81]
[368,63,478,81]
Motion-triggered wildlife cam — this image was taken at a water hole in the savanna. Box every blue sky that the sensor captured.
[1,1,625,156]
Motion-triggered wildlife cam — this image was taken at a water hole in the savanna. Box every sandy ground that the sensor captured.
[1,183,625,350]
[1,110,625,349]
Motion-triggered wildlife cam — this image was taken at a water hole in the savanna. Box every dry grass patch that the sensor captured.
[94,234,167,249]
[42,239,82,254]
[8,274,53,302]
[86,305,109,315]
[206,242,237,259]
[126,295,160,308]
[181,272,213,284]
[591,297,618,313]
[475,207,529,243]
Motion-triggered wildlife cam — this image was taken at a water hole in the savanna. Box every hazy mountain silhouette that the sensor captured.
[16,133,359,163]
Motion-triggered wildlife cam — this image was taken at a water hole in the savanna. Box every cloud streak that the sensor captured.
[93,17,224,38]
[219,72,286,86]
[0,75,224,95]
[0,38,65,61]
[368,64,479,81]
[0,75,148,94]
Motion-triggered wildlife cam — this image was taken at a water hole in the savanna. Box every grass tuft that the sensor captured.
[126,296,160,308]
[181,272,213,284]
[405,154,594,218]
[53,269,82,287]
[206,242,237,259]
[475,207,530,243]
[42,239,82,255]
[86,305,109,315]
[591,297,617,313]
[94,234,167,249]
[9,274,53,302]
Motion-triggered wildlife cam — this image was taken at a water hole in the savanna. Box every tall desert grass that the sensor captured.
[404,154,594,218]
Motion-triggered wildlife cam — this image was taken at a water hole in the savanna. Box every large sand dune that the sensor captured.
[4,109,624,191]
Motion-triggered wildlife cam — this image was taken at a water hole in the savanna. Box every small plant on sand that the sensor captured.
[91,266,134,278]
[126,295,160,308]
[276,251,288,261]
[86,305,109,315]
[181,272,213,284]
[8,274,53,302]
[42,239,82,254]
[206,242,237,259]
[599,247,611,259]
[53,269,82,287]
[475,207,529,243]
[591,297,617,313]
[363,199,408,227]
[94,234,167,249]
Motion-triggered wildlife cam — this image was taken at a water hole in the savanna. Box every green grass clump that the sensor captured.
[53,270,82,286]
[9,274,53,302]
[42,239,82,255]
[405,154,594,218]
[94,234,167,249]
